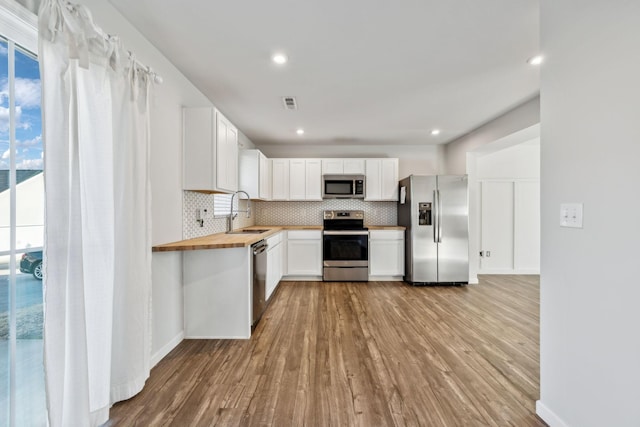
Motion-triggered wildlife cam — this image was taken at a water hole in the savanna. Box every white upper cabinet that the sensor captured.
[274,159,322,201]
[183,107,238,193]
[321,158,365,175]
[289,159,306,200]
[365,158,399,201]
[271,159,290,200]
[305,159,322,200]
[216,112,238,192]
[343,159,366,174]
[239,149,270,200]
[259,152,270,198]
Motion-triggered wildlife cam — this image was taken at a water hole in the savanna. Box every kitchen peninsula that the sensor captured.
[154,226,321,339]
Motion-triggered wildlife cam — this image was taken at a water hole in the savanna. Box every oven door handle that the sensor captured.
[323,230,369,236]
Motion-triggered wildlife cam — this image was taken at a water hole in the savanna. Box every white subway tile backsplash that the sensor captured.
[183,191,255,239]
[184,192,397,238]
[254,199,397,226]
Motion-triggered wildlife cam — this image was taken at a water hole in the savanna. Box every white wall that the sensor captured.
[538,1,640,426]
[443,96,540,175]
[75,0,212,364]
[258,143,443,179]
[476,140,540,179]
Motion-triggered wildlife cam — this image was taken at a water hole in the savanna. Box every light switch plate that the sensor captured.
[560,203,583,228]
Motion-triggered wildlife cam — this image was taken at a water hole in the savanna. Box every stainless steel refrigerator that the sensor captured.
[398,175,469,285]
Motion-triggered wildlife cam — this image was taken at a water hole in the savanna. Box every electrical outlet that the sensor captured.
[560,203,583,228]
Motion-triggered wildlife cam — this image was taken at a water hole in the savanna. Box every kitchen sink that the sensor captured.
[226,229,270,235]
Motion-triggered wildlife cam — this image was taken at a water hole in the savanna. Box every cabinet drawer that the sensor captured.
[369,230,404,240]
[287,230,321,240]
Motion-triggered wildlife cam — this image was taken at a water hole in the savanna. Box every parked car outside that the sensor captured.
[20,250,43,280]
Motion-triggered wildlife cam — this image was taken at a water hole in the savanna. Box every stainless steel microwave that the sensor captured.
[322,175,365,199]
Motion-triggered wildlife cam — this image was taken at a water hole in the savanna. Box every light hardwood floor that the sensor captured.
[107,275,546,426]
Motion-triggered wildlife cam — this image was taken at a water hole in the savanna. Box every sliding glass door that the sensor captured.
[1,33,46,426]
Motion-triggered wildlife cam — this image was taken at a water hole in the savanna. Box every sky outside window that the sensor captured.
[0,39,42,171]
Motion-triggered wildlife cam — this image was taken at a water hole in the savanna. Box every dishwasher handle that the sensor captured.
[252,241,268,255]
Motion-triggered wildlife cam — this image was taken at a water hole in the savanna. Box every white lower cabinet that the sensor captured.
[266,232,283,300]
[183,247,252,339]
[285,230,322,277]
[369,230,405,278]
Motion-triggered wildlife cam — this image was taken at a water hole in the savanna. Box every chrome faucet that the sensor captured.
[228,190,251,232]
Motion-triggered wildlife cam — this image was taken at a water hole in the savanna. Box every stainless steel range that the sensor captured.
[323,210,369,281]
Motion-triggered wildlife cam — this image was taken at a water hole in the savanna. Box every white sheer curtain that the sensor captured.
[38,0,153,425]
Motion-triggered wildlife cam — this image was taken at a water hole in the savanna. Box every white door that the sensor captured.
[514,181,540,271]
[480,181,514,272]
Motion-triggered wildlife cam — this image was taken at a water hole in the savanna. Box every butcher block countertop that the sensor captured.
[152,225,321,252]
[152,224,404,252]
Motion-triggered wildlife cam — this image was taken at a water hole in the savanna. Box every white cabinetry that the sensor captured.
[239,149,270,200]
[322,158,365,175]
[273,159,322,201]
[289,159,306,200]
[369,230,404,279]
[271,159,290,200]
[266,232,283,300]
[183,108,238,193]
[305,159,322,200]
[285,230,322,277]
[365,158,399,201]
[183,247,252,339]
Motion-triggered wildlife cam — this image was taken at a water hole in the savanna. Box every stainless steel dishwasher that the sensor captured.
[252,240,268,327]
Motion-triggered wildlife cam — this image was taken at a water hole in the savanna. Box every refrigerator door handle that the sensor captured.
[437,189,443,243]
[433,190,438,243]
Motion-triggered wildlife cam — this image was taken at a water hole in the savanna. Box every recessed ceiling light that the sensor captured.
[527,55,543,66]
[272,53,288,65]
[431,129,441,136]
[296,128,305,135]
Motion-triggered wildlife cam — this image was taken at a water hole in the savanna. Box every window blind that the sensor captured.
[213,194,238,217]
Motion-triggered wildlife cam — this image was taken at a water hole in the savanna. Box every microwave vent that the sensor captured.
[282,96,298,110]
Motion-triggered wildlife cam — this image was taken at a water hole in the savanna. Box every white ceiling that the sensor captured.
[109,0,539,146]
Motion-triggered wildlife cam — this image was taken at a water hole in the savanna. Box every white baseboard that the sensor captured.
[184,335,250,340]
[536,400,569,427]
[281,276,323,281]
[469,275,479,284]
[478,269,540,275]
[368,276,404,281]
[151,331,184,368]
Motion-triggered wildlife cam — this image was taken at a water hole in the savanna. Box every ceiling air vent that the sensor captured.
[282,96,298,110]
